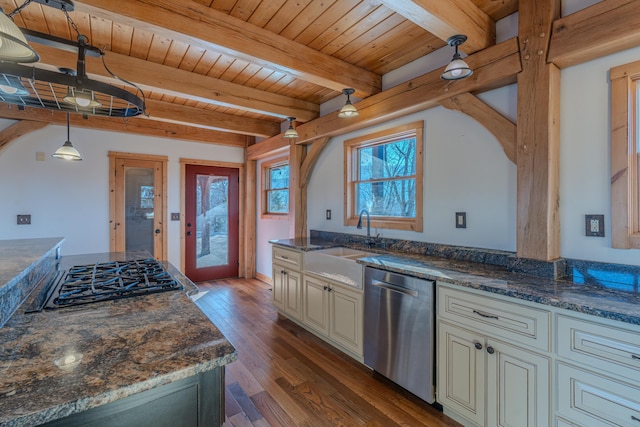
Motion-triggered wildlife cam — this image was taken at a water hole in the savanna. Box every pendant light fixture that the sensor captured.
[0,75,29,96]
[441,35,473,81]
[0,7,39,63]
[283,117,299,139]
[63,87,101,108]
[52,112,82,161]
[338,88,359,118]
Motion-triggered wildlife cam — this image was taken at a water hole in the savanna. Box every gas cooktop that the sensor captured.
[35,258,183,310]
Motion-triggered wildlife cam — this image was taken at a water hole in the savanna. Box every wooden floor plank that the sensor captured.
[196,278,461,427]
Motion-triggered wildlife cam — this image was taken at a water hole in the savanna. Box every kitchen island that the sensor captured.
[0,247,237,426]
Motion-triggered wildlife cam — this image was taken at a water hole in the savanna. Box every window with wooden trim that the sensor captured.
[344,121,423,231]
[261,157,290,218]
[611,60,640,248]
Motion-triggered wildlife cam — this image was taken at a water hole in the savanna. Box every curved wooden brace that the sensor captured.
[439,92,516,164]
[0,120,49,153]
[300,136,331,188]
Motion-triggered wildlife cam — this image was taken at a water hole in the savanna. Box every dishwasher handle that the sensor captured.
[371,279,419,297]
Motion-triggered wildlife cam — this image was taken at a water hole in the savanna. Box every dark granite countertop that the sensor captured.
[270,239,640,326]
[0,252,237,427]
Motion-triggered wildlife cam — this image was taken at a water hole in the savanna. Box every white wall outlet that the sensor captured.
[585,214,604,237]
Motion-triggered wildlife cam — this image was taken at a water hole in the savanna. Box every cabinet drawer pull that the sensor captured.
[473,309,499,320]
[632,415,640,422]
[632,354,640,360]
[280,255,290,260]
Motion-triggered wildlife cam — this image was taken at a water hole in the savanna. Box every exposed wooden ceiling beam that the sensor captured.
[548,0,640,69]
[29,43,319,123]
[0,120,49,152]
[144,99,280,137]
[73,0,382,98]
[0,106,249,147]
[379,0,495,53]
[248,38,520,153]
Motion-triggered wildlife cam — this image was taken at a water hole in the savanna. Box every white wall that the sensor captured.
[560,45,640,265]
[0,120,243,267]
[307,91,518,251]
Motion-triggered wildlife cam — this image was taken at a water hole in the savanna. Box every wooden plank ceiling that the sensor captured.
[0,0,517,144]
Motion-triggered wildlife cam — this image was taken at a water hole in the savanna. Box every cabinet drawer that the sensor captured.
[272,246,302,269]
[438,285,551,351]
[557,315,640,380]
[557,362,640,427]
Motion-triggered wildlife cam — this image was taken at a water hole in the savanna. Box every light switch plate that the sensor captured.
[585,214,604,237]
[455,212,466,229]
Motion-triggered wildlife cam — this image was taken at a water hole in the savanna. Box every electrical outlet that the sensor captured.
[326,209,332,220]
[171,212,180,221]
[455,212,466,228]
[585,214,604,237]
[17,214,31,225]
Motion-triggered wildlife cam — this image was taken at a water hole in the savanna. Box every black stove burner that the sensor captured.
[44,258,183,309]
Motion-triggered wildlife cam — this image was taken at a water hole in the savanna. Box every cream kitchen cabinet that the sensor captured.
[271,246,303,321]
[302,273,363,358]
[555,314,640,426]
[437,284,552,427]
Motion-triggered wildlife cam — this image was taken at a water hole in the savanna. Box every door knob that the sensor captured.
[186,231,192,236]
[155,229,161,234]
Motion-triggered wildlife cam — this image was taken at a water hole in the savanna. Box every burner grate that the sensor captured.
[45,258,182,309]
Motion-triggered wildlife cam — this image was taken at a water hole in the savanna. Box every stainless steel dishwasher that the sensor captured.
[363,266,435,403]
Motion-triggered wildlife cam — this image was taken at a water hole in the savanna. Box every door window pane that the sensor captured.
[196,175,229,269]
[124,167,154,253]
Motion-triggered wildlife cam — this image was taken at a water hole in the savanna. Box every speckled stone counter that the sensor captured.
[0,238,64,328]
[270,239,640,326]
[0,252,237,427]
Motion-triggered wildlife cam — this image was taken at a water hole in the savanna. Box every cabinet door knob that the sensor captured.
[474,342,483,350]
[487,346,495,354]
[323,286,328,291]
[327,287,332,292]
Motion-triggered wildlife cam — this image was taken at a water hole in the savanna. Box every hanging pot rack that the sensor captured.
[0,0,146,118]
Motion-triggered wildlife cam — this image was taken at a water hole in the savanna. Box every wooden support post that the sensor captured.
[516,0,561,260]
[289,142,306,238]
[243,158,257,278]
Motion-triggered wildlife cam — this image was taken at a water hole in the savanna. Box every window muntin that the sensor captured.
[345,121,423,231]
[262,157,289,218]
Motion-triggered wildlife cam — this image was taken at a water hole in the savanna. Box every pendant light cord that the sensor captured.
[66,112,70,140]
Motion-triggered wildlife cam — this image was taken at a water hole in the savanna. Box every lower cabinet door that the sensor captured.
[437,321,485,426]
[283,269,301,320]
[302,275,330,335]
[271,265,285,311]
[557,362,640,427]
[486,339,550,427]
[329,286,362,356]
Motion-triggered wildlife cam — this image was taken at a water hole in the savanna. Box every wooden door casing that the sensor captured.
[109,152,168,260]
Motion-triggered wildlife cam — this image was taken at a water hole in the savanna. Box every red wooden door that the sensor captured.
[185,164,239,282]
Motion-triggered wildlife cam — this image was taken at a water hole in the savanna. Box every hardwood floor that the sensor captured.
[195,278,462,427]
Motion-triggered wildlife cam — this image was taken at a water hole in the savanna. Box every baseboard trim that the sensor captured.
[256,272,272,285]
